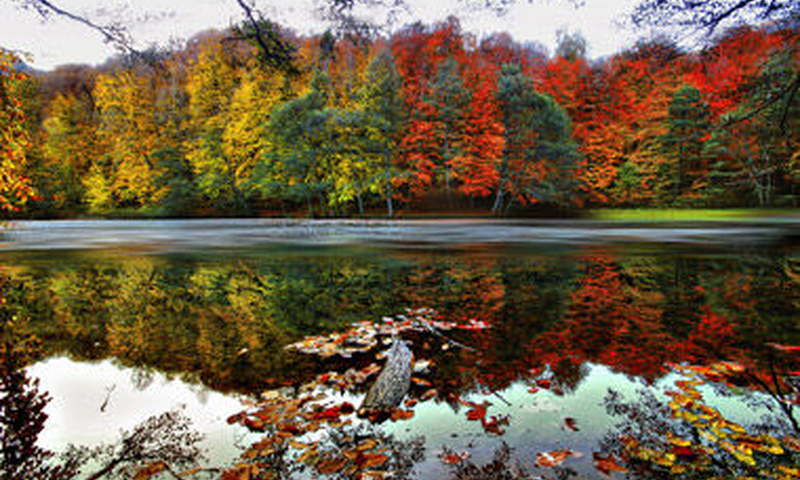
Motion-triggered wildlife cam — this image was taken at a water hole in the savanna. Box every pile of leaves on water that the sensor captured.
[604,359,800,480]
[222,309,490,478]
[285,308,489,359]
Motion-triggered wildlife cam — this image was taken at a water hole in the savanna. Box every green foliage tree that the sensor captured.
[255,72,330,215]
[495,63,578,213]
[705,51,799,207]
[360,49,405,217]
[661,84,711,203]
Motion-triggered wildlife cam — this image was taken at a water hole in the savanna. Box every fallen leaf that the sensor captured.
[439,451,471,465]
[411,377,432,387]
[464,401,489,422]
[316,457,347,474]
[593,452,628,476]
[535,449,582,468]
[359,452,389,469]
[391,409,415,421]
[420,388,437,401]
[768,343,800,354]
[565,417,580,431]
[134,461,167,480]
[537,379,552,389]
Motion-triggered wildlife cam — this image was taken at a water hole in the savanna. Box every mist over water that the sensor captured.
[2,218,797,251]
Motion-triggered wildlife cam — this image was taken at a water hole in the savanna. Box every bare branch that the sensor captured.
[12,0,140,56]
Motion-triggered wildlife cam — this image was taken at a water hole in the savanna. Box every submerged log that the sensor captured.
[359,339,412,415]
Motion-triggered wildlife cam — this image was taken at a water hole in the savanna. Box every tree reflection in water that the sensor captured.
[600,360,798,480]
[0,246,797,478]
[1,273,206,480]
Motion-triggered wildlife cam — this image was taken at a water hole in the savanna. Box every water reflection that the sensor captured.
[1,240,797,478]
[29,358,244,465]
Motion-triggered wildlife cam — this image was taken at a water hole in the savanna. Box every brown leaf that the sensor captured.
[391,409,415,421]
[179,467,203,478]
[360,452,389,469]
[411,377,432,387]
[133,461,166,480]
[420,388,437,401]
[565,417,580,431]
[784,435,800,452]
[317,456,347,474]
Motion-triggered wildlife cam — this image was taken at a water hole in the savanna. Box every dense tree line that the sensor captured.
[1,17,797,217]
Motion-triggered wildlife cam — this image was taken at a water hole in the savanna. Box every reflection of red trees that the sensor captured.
[404,253,784,398]
[682,308,737,363]
[523,254,763,387]
[530,254,676,381]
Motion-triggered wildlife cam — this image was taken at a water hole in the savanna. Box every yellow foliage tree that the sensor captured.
[0,49,34,213]
[93,70,164,210]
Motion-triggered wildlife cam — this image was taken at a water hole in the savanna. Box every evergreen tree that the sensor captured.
[661,84,710,202]
[495,63,578,213]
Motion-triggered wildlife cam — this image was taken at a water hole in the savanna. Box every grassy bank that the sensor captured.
[587,209,800,222]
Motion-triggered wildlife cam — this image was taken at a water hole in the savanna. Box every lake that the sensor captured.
[1,219,798,479]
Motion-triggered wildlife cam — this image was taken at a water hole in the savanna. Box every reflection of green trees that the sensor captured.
[2,248,797,395]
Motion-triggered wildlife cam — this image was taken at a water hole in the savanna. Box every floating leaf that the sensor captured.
[390,409,414,421]
[133,461,167,480]
[535,449,582,468]
[359,452,389,469]
[593,452,627,476]
[536,379,552,389]
[768,343,800,354]
[564,417,580,431]
[420,388,437,401]
[440,450,471,465]
[463,401,489,422]
[316,456,347,474]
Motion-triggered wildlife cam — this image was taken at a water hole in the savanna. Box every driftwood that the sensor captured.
[359,339,412,415]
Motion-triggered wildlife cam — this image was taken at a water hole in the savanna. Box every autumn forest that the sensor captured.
[1,1,800,479]
[2,16,798,218]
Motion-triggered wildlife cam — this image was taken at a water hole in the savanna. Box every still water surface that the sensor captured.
[1,219,798,478]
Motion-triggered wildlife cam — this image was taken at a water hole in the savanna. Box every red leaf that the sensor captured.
[463,401,489,422]
[769,344,800,354]
[390,409,415,421]
[536,379,552,389]
[671,446,700,458]
[565,417,580,431]
[439,451,470,465]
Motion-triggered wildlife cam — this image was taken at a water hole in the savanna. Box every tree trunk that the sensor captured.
[385,150,394,218]
[359,339,412,415]
[493,161,508,215]
[444,127,452,205]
